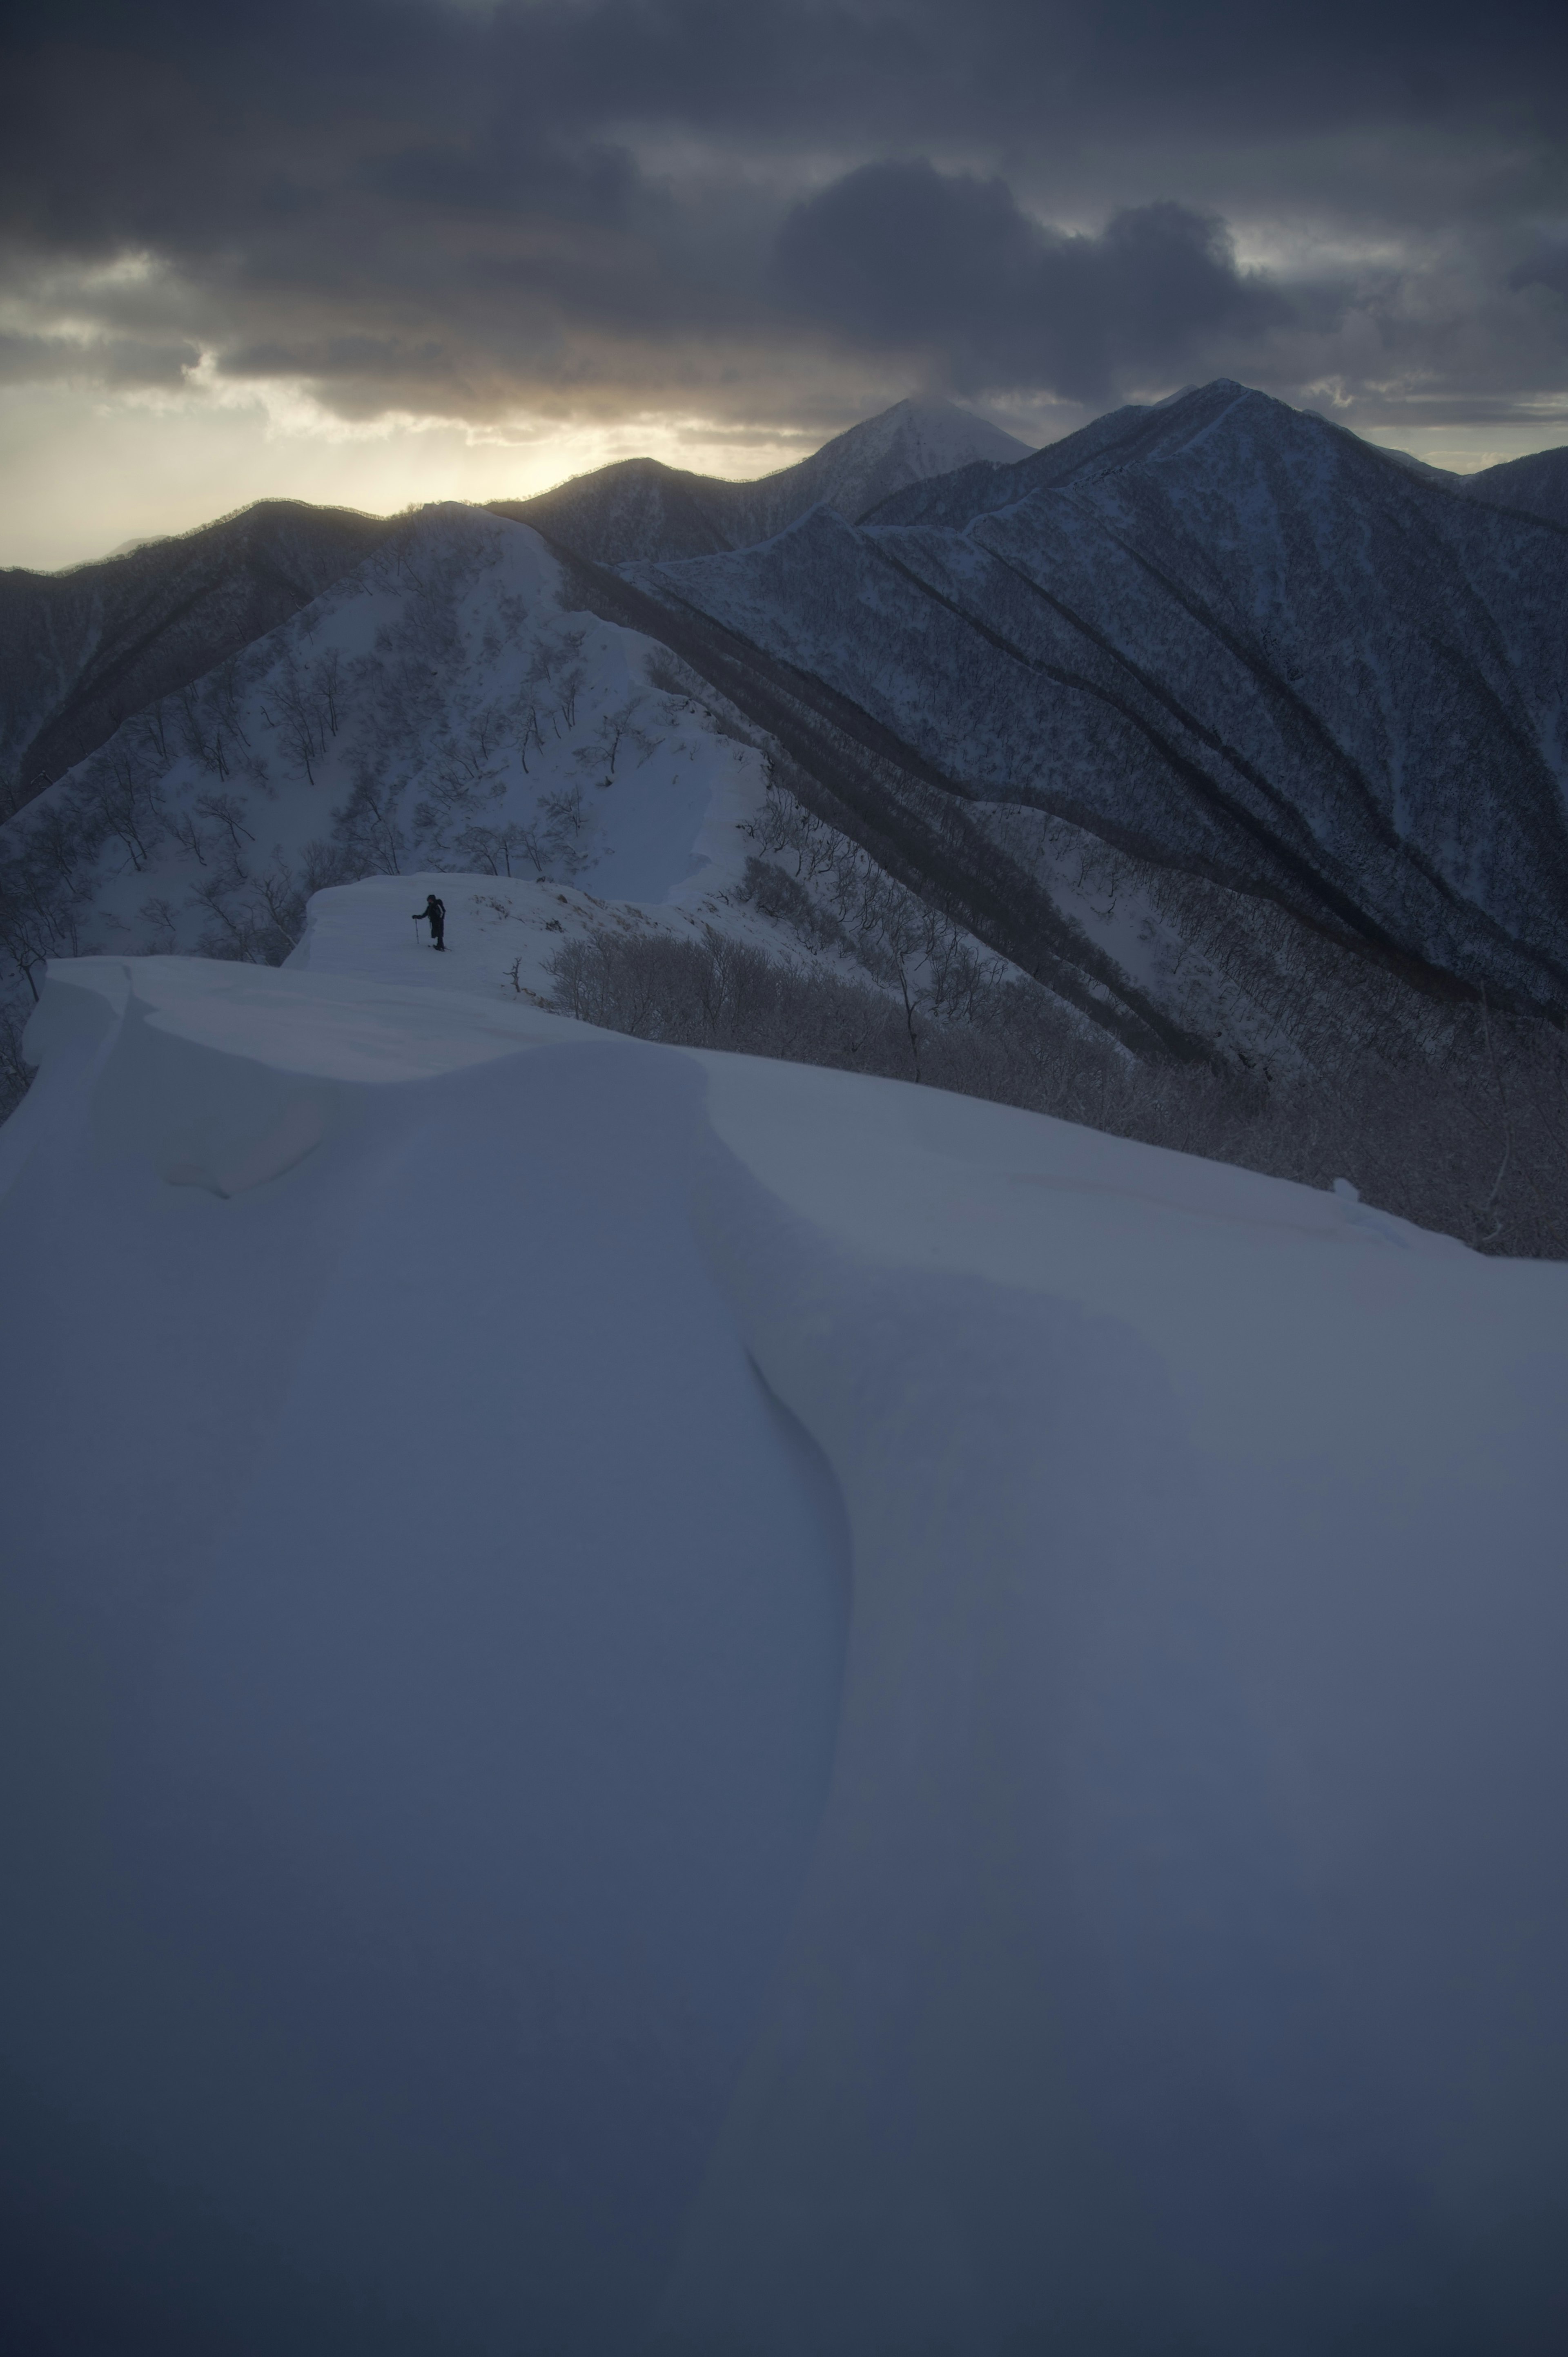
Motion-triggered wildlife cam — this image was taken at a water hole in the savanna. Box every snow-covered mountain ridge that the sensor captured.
[3,381,1566,1253]
[487,396,1032,564]
[3,935,1564,2353]
[618,381,1568,1028]
[0,499,390,812]
[1,502,1034,1130]
[0,509,790,965]
[0,400,1028,814]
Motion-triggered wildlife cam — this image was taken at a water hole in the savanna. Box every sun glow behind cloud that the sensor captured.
[4,0,1566,569]
[5,360,1563,574]
[0,372,833,571]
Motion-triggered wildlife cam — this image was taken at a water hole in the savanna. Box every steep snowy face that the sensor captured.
[624,383,1568,1024]
[0,505,777,983]
[3,946,1566,2356]
[864,384,1232,529]
[730,395,1033,537]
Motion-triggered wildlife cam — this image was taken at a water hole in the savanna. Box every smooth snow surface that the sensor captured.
[2,933,1567,2357]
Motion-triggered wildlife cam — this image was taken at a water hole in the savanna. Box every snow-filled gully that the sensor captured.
[2,952,1566,2357]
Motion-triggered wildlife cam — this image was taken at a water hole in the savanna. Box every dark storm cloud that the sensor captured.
[0,330,200,389]
[12,0,1560,165]
[774,166,1286,402]
[1512,242,1568,308]
[0,0,1565,428]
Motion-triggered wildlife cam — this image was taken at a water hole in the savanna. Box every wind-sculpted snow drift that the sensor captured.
[2,937,1566,2356]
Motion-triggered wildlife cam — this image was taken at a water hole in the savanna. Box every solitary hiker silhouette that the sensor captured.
[415,893,447,950]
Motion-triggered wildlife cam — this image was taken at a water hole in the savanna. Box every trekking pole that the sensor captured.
[412,915,423,949]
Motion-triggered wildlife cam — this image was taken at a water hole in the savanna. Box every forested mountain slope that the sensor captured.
[0,403,1025,817]
[1459,443,1568,531]
[620,383,1568,1026]
[0,502,395,816]
[0,506,787,983]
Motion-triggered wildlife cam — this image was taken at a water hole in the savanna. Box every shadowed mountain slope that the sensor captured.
[616,383,1568,1022]
[0,404,1028,817]
[490,399,1031,564]
[0,501,395,815]
[490,457,740,566]
[1459,444,1568,532]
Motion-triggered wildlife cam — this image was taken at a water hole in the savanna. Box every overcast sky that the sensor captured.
[3,0,1566,568]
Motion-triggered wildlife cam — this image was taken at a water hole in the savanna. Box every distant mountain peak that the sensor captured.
[735,397,1033,542]
[491,396,1035,566]
[790,393,1032,478]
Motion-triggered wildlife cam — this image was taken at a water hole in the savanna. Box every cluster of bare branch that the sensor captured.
[548,919,1568,1258]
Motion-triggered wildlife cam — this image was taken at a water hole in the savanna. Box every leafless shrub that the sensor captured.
[299,838,370,896]
[548,928,915,1076]
[334,769,408,873]
[188,860,303,966]
[138,896,180,954]
[548,925,1568,1258]
[0,1001,32,1108]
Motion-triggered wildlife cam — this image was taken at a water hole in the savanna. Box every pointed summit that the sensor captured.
[742,397,1033,534]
